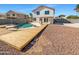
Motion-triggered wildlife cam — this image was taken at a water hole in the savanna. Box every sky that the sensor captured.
[0,4,77,16]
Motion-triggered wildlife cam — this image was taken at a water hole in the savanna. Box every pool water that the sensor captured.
[17,23,33,28]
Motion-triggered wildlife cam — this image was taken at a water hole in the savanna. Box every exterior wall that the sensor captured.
[0,15,6,19]
[0,17,6,19]
[7,13,17,17]
[6,13,27,19]
[6,11,17,19]
[42,18,53,24]
[36,18,40,23]
[35,17,54,24]
[33,8,54,18]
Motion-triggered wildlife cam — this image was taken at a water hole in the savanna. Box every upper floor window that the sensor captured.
[36,11,40,15]
[45,11,49,15]
[12,14,15,16]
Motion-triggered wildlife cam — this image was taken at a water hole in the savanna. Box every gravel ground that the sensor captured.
[26,24,79,55]
[0,28,12,35]
[1,24,79,55]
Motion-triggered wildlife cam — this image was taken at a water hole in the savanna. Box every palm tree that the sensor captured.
[59,15,66,17]
[74,4,79,16]
[29,13,33,21]
[59,14,66,19]
[30,13,33,17]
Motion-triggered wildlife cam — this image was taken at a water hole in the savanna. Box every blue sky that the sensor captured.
[0,4,77,16]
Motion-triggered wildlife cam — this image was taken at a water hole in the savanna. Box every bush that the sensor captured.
[67,15,79,19]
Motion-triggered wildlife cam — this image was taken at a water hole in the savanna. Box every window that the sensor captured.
[7,14,10,16]
[45,11,49,15]
[44,18,48,22]
[37,11,40,15]
[12,14,15,16]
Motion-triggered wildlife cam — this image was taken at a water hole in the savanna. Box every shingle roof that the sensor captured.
[32,6,55,12]
[6,10,26,15]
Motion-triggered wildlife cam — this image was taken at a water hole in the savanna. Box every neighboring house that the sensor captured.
[0,10,29,24]
[32,6,55,24]
[6,10,28,19]
[0,14,6,19]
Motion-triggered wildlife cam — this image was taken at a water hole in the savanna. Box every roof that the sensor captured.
[6,10,27,16]
[32,6,55,12]
[6,10,28,19]
[0,14,6,17]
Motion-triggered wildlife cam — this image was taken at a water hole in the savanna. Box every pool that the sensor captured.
[17,23,33,28]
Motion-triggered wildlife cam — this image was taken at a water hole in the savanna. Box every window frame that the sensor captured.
[12,14,16,16]
[45,10,49,15]
[36,11,40,15]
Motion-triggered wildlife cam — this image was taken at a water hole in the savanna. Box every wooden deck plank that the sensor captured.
[0,24,47,50]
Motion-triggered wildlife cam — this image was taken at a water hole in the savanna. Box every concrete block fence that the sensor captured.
[0,19,28,25]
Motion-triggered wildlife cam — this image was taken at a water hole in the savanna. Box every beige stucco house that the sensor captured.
[6,10,28,19]
[32,6,55,24]
[0,10,29,24]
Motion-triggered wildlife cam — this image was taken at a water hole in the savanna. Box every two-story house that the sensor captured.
[32,6,55,24]
[6,10,28,19]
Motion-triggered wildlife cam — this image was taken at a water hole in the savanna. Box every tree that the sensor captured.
[59,15,66,17]
[29,13,33,18]
[67,15,79,19]
[76,4,79,12]
[29,13,33,21]
[74,4,79,15]
[58,14,66,19]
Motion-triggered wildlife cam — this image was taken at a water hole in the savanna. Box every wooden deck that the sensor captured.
[0,24,47,51]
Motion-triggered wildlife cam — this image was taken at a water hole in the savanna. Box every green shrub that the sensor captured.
[67,15,79,19]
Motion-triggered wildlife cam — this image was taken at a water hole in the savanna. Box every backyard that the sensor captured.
[0,24,79,54]
[0,4,79,55]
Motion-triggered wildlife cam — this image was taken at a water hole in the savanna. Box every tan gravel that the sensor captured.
[26,24,79,55]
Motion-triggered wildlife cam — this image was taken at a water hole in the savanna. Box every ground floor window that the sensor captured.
[44,18,48,22]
